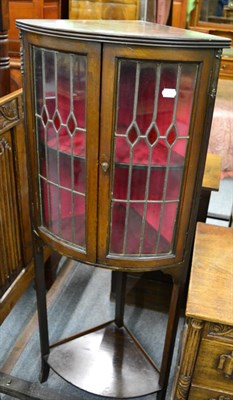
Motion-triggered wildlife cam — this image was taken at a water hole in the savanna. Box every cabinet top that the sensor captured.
[186,222,233,326]
[16,19,231,49]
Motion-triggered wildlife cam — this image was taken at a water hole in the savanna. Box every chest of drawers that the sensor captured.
[173,222,233,399]
[220,54,233,80]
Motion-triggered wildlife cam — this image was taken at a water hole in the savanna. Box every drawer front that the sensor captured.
[189,385,233,399]
[219,59,233,79]
[192,339,233,392]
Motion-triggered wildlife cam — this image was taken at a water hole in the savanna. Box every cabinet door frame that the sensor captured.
[22,33,101,264]
[98,44,214,270]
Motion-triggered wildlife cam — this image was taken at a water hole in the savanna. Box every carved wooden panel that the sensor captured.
[206,323,233,342]
[0,93,20,132]
[0,129,22,297]
[173,318,204,399]
[174,320,233,399]
[0,89,34,323]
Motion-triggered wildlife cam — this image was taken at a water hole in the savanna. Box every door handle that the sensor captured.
[217,351,233,378]
[101,161,109,173]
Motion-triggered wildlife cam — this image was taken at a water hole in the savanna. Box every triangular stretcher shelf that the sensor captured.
[47,321,161,398]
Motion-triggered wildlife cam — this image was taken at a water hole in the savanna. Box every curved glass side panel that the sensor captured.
[33,47,87,249]
[109,60,198,256]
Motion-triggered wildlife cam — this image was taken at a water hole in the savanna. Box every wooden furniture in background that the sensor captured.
[173,222,233,399]
[198,153,221,222]
[69,0,140,20]
[189,0,233,39]
[8,0,60,58]
[0,0,10,96]
[0,90,33,323]
[171,0,188,28]
[17,18,230,399]
[7,0,61,90]
[224,5,233,18]
[202,153,221,192]
[188,0,233,80]
[218,48,233,80]
[68,0,173,23]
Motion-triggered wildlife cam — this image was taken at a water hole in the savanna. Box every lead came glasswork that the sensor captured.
[33,47,87,249]
[32,45,198,256]
[110,60,198,256]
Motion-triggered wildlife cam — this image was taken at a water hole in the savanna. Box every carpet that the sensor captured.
[0,258,184,399]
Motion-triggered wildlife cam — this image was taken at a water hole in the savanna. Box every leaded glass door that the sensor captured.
[28,38,101,263]
[98,45,211,269]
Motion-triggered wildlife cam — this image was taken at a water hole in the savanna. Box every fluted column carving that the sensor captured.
[173,318,204,399]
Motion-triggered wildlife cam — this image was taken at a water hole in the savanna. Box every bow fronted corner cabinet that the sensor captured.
[16,19,231,399]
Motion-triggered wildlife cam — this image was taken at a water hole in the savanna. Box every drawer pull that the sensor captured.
[217,351,233,378]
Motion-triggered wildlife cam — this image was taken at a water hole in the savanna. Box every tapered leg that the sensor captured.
[157,278,184,400]
[34,244,50,382]
[115,271,127,327]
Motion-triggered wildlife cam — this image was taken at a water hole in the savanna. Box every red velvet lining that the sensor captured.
[39,81,191,254]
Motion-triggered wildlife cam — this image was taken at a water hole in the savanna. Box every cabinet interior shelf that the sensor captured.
[43,144,185,170]
[41,138,186,169]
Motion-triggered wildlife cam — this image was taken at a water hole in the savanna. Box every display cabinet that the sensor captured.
[16,19,230,399]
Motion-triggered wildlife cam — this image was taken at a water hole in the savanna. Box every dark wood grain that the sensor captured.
[16,19,231,48]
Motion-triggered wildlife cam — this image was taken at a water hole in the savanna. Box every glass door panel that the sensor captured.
[109,60,198,256]
[33,47,87,249]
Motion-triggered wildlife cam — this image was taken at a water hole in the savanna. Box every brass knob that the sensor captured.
[101,161,109,173]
